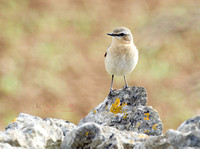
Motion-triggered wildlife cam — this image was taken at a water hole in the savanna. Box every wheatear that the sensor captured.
[104,27,138,94]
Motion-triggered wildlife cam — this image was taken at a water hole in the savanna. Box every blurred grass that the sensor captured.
[0,0,200,132]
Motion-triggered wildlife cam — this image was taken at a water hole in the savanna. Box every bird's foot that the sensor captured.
[108,89,113,96]
[123,85,128,90]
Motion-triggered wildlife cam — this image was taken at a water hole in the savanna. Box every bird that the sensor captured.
[104,27,138,94]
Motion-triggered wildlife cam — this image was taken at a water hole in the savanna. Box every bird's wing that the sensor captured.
[104,45,110,57]
[104,52,107,57]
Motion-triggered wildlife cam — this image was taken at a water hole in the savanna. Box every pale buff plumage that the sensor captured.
[105,27,138,94]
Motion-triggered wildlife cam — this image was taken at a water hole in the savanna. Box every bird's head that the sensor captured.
[107,27,133,44]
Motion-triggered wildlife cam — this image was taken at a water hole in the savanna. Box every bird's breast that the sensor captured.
[109,44,136,59]
[105,44,138,76]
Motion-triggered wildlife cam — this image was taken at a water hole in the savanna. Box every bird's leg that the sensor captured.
[109,75,114,94]
[123,75,128,89]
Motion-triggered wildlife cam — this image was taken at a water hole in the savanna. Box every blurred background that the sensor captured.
[0,0,200,132]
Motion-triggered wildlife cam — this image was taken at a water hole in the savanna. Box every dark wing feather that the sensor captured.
[104,52,107,57]
[104,45,110,58]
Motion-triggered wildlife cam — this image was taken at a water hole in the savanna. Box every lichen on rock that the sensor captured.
[78,86,163,136]
[0,86,199,149]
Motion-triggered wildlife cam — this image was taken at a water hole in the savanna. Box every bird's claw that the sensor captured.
[109,89,113,96]
[123,85,128,90]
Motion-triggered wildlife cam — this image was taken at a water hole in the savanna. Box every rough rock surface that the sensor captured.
[140,116,200,149]
[0,86,199,149]
[61,122,148,149]
[0,143,25,149]
[178,116,200,133]
[78,86,163,136]
[61,116,200,149]
[0,113,76,149]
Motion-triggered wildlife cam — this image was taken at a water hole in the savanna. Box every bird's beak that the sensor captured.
[107,33,116,36]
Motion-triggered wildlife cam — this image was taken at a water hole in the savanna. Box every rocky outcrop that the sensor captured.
[61,122,149,149]
[0,86,199,149]
[61,116,200,149]
[0,113,76,149]
[140,116,200,149]
[78,86,163,136]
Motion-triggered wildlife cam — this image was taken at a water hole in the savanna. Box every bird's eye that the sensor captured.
[119,33,125,36]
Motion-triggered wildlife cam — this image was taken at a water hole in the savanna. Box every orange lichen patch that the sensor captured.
[122,103,127,106]
[85,131,89,136]
[11,118,17,123]
[129,140,134,143]
[144,130,150,133]
[110,98,127,114]
[123,109,127,114]
[105,106,108,110]
[152,124,158,129]
[144,113,150,120]
[123,113,128,119]
[138,134,148,138]
[136,123,141,126]
[93,110,97,113]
